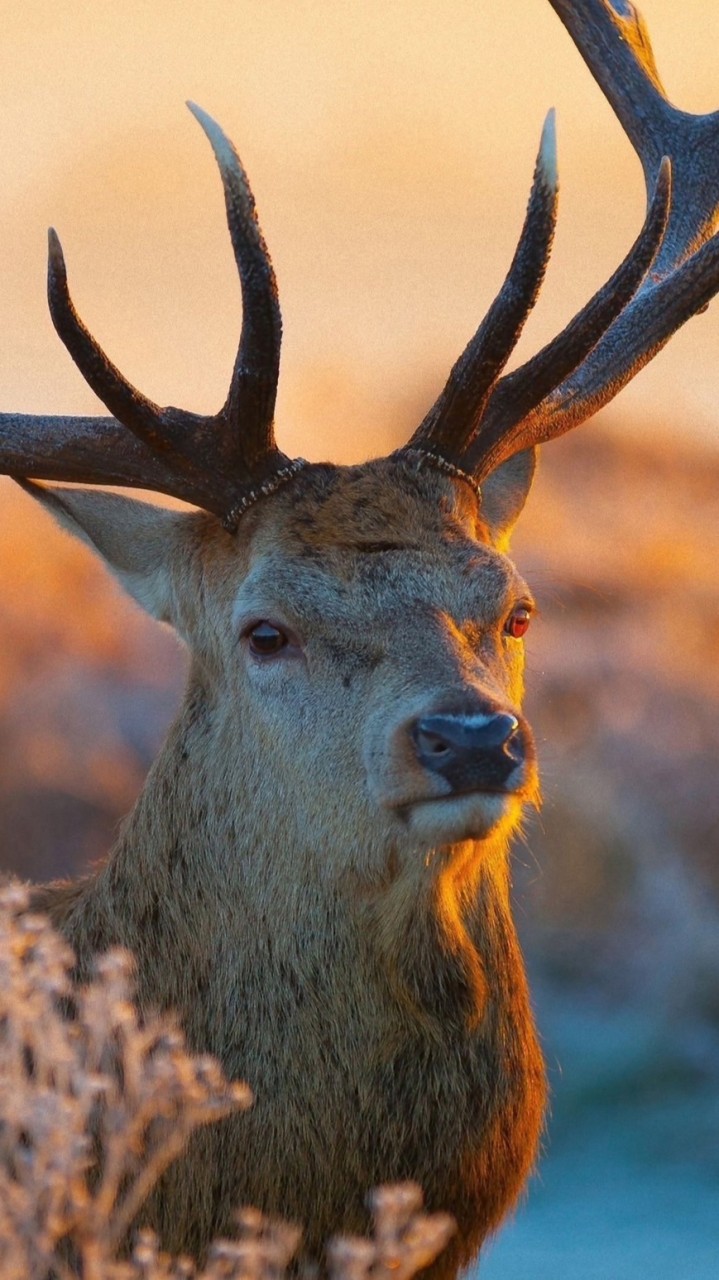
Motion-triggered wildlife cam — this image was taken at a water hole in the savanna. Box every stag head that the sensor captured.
[3,0,719,869]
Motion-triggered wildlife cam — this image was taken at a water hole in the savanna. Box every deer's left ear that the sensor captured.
[16,481,190,624]
[479,448,537,549]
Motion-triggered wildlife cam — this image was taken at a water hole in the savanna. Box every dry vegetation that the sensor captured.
[0,885,454,1280]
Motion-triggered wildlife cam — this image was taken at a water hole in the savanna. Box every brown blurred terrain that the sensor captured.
[516,426,719,1025]
[0,485,184,881]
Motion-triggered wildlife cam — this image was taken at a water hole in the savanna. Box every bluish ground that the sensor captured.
[477,1004,719,1279]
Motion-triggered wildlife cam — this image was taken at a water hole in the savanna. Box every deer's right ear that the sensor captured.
[479,447,537,549]
[17,481,188,625]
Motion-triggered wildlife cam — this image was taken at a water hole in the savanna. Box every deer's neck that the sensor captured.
[40,671,532,1041]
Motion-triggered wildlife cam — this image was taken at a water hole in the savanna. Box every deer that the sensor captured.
[2,0,719,1275]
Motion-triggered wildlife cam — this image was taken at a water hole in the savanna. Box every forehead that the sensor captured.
[235,459,526,625]
[252,457,480,549]
[278,458,477,544]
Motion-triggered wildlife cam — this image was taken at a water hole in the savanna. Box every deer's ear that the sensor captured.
[17,481,188,624]
[479,448,537,549]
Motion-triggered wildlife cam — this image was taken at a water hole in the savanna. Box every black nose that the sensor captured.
[412,712,524,794]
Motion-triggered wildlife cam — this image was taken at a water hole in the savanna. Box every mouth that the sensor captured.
[398,788,524,843]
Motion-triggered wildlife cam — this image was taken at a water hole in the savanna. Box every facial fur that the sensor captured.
[176,456,539,886]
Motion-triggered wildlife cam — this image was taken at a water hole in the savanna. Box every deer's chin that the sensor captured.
[402,791,523,845]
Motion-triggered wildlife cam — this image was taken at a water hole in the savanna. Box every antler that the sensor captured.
[400,0,719,486]
[0,103,303,529]
[3,2,719,524]
[404,111,559,467]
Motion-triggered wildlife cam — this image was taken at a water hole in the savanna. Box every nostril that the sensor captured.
[504,722,524,761]
[414,726,453,760]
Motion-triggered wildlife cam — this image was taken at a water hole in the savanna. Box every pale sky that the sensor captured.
[1,0,719,464]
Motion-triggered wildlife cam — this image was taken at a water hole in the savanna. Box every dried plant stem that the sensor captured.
[0,886,455,1280]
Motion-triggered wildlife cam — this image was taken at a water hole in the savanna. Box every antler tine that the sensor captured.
[187,103,284,469]
[47,230,201,468]
[401,111,558,466]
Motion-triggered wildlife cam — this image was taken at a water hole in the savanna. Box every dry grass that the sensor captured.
[0,885,455,1280]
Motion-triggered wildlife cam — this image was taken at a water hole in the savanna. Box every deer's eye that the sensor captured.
[247,622,289,657]
[504,605,532,640]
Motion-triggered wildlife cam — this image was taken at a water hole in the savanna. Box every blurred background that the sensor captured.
[0,2,717,1275]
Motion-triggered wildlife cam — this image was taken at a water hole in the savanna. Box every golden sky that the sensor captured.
[1,0,719,466]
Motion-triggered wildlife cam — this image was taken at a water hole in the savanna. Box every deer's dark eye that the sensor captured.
[247,622,289,657]
[504,605,532,639]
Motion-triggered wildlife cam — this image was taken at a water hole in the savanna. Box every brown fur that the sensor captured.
[27,453,545,1275]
